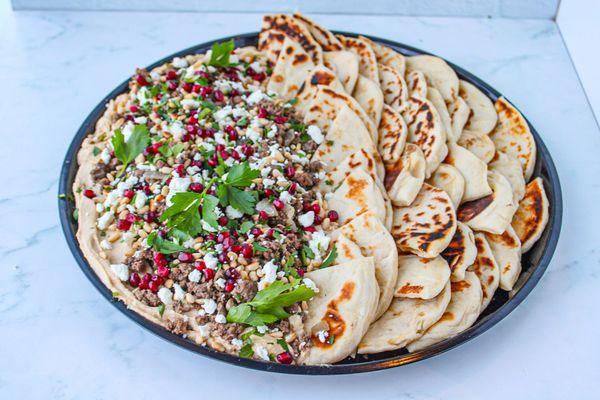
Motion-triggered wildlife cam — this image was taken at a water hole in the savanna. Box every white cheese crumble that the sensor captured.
[110,264,129,281]
[198,324,210,338]
[256,199,276,216]
[298,211,315,227]
[158,287,173,305]
[215,314,227,324]
[95,203,104,213]
[202,299,217,315]
[203,253,218,269]
[309,229,331,260]
[317,330,328,343]
[180,99,199,108]
[173,284,185,301]
[231,338,243,348]
[188,269,202,283]
[303,278,320,293]
[134,190,147,210]
[100,148,111,164]
[215,278,226,289]
[307,125,324,144]
[258,260,278,290]
[256,325,268,334]
[169,121,185,140]
[100,239,112,250]
[172,56,188,68]
[225,205,243,219]
[255,345,270,361]
[246,89,267,105]
[97,211,114,230]
[279,191,293,203]
[167,176,191,206]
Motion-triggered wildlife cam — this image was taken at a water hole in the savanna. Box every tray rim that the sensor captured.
[58,30,563,375]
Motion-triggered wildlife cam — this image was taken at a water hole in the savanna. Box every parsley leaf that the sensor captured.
[208,40,236,67]
[111,125,150,176]
[252,242,268,252]
[159,192,204,236]
[146,231,188,254]
[320,246,338,268]
[239,221,254,234]
[239,343,254,358]
[226,187,258,215]
[202,194,220,230]
[92,146,100,156]
[158,304,165,318]
[225,162,260,187]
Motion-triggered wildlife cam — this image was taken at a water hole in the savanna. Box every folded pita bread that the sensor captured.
[511,177,549,253]
[323,51,359,94]
[489,97,537,181]
[457,171,516,235]
[489,151,526,203]
[332,211,399,319]
[406,55,459,102]
[406,271,482,352]
[378,104,407,165]
[405,70,428,99]
[458,130,496,164]
[441,221,477,282]
[445,142,491,202]
[427,163,465,209]
[468,233,500,311]
[294,65,346,112]
[403,96,448,178]
[337,35,379,84]
[379,64,408,111]
[260,14,323,65]
[267,37,315,100]
[328,168,388,228]
[300,258,379,365]
[292,12,343,51]
[304,86,378,142]
[485,226,522,291]
[395,254,450,300]
[352,75,384,127]
[427,86,453,142]
[318,149,385,194]
[359,35,406,76]
[447,96,471,142]
[358,281,451,354]
[392,183,457,258]
[459,80,498,136]
[331,234,363,264]
[384,143,425,207]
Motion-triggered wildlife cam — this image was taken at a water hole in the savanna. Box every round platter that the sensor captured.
[58,31,562,375]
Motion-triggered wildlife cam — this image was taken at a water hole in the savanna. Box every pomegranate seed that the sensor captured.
[266,229,275,238]
[129,272,140,287]
[241,144,254,157]
[213,90,225,102]
[125,115,134,122]
[186,124,197,134]
[151,275,164,285]
[182,82,193,92]
[206,233,216,242]
[175,164,186,177]
[157,265,170,278]
[304,226,317,233]
[129,105,139,113]
[220,150,230,160]
[195,260,206,271]
[83,189,95,199]
[228,130,238,140]
[116,219,132,231]
[241,244,253,258]
[148,280,160,293]
[258,210,269,221]
[207,157,218,167]
[273,199,285,210]
[136,74,149,86]
[217,231,230,243]
[276,352,293,364]
[200,86,212,98]
[302,203,312,212]
[218,216,229,226]
[222,237,233,250]
[231,244,242,253]
[250,227,262,236]
[123,189,135,199]
[192,84,201,94]
[189,183,204,193]
[231,150,240,160]
[312,203,321,214]
[138,280,149,290]
[166,70,177,80]
[143,211,157,223]
[224,281,235,292]
[314,214,322,225]
[264,188,275,197]
[327,210,339,222]
[204,268,215,280]
[141,273,152,284]
[167,81,178,91]
[197,70,210,79]
[296,268,305,277]
[288,182,297,194]
[125,213,138,223]
[218,252,229,263]
[188,115,198,125]
[285,166,296,178]
[253,72,266,82]
[178,252,194,263]
[258,108,268,118]
[274,115,288,124]
[153,252,167,267]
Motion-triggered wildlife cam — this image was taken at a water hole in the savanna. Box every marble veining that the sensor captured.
[0,7,599,400]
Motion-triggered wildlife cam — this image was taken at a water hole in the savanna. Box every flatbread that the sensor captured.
[445,142,491,202]
[384,143,425,207]
[489,97,537,180]
[378,104,407,165]
[489,151,526,203]
[379,64,408,111]
[457,171,516,235]
[468,233,500,311]
[352,75,384,127]
[323,51,359,94]
[267,36,314,100]
[485,226,522,291]
[260,14,323,65]
[332,234,364,264]
[427,86,453,142]
[332,211,399,319]
[447,96,470,142]
[391,183,457,258]
[294,65,346,112]
[358,281,451,354]
[407,271,482,352]
[394,254,450,300]
[318,149,385,194]
[458,130,496,163]
[359,35,406,76]
[403,96,447,178]
[337,35,379,84]
[511,177,549,253]
[459,80,498,136]
[257,29,286,65]
[427,163,465,209]
[406,55,459,102]
[405,70,428,99]
[293,12,343,51]
[441,221,477,282]
[301,258,379,365]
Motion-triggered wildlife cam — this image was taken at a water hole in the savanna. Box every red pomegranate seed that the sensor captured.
[296,268,305,277]
[123,189,135,199]
[143,211,157,223]
[253,72,266,82]
[312,203,321,214]
[304,226,316,233]
[231,244,242,253]
[178,252,194,263]
[327,210,339,222]
[83,189,95,199]
[266,229,275,238]
[250,227,262,236]
[218,252,229,263]
[302,203,312,212]
[189,183,204,193]
[148,280,160,293]
[263,188,275,197]
[213,90,225,102]
[258,108,268,118]
[207,157,218,167]
[220,150,230,160]
[222,237,233,250]
[314,214,322,225]
[204,268,215,280]
[218,216,229,226]
[141,272,152,283]
[241,144,254,157]
[166,70,177,80]
[167,81,177,91]
[175,164,186,177]
[217,231,229,243]
[195,260,206,271]
[138,280,149,290]
[125,213,138,223]
[288,182,297,194]
[200,86,212,98]
[224,281,235,293]
[157,265,170,278]
[129,272,140,287]
[116,219,132,231]
[182,82,193,92]
[153,252,167,268]
[205,233,216,242]
[192,84,201,93]
[273,199,285,210]
[276,352,293,364]
[258,210,269,221]
[229,268,240,280]
[285,166,296,178]
[241,244,253,258]
[136,74,149,86]
[231,150,240,160]
[188,115,198,125]
[129,105,139,113]
[151,275,164,285]
[228,130,238,141]
[274,115,288,124]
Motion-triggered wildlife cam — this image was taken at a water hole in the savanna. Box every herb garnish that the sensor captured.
[208,40,236,67]
[111,124,150,177]
[320,246,338,268]
[216,162,260,214]
[147,231,189,254]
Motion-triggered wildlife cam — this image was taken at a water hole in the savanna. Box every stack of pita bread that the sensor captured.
[259,13,550,365]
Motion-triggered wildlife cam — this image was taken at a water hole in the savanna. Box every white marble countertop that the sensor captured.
[1,6,599,400]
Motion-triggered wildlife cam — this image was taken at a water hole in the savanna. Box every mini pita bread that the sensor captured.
[427,86,453,142]
[292,12,343,51]
[331,234,363,264]
[458,130,496,163]
[358,281,451,354]
[294,65,346,112]
[318,149,385,194]
[379,64,408,111]
[337,35,379,84]
[447,96,471,142]
[489,151,526,203]
[323,51,359,94]
[445,142,491,202]
[257,29,286,65]
[489,97,537,180]
[384,143,425,207]
[468,233,500,311]
[394,254,450,300]
[485,226,522,291]
[260,14,323,65]
[427,163,465,209]
[407,271,482,352]
[378,104,407,165]
[359,35,406,76]
[457,171,516,235]
[511,177,549,253]
[267,37,314,100]
[332,211,399,319]
[459,80,498,136]
[406,55,459,102]
[403,96,448,178]
[392,183,457,258]
[405,70,428,99]
[301,258,379,365]
[352,75,384,126]
[441,221,477,282]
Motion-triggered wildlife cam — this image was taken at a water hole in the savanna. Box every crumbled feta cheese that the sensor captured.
[201,141,216,152]
[215,314,227,324]
[202,299,217,315]
[137,86,149,105]
[317,330,328,343]
[279,191,293,203]
[97,211,114,230]
[213,105,233,123]
[198,324,210,338]
[134,116,147,124]
[100,239,112,250]
[215,278,226,289]
[307,125,324,144]
[225,205,243,219]
[110,263,129,281]
[256,325,268,334]
[245,126,262,143]
[121,122,135,142]
[232,106,249,119]
[298,211,315,227]
[231,338,243,348]
[303,278,320,293]
[172,57,188,68]
[309,229,331,259]
[180,99,199,108]
[150,70,161,81]
[173,283,185,301]
[258,260,278,290]
[167,177,191,205]
[100,148,111,164]
[267,124,278,138]
[158,287,173,305]
[255,346,270,361]
[256,199,276,216]
[203,253,218,269]
[169,121,185,140]
[246,89,267,105]
[96,203,104,213]
[261,167,272,177]
[134,190,147,210]
[262,178,275,188]
[249,61,262,73]
[188,269,202,283]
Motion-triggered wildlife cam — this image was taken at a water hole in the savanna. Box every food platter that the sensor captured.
[58,30,562,374]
